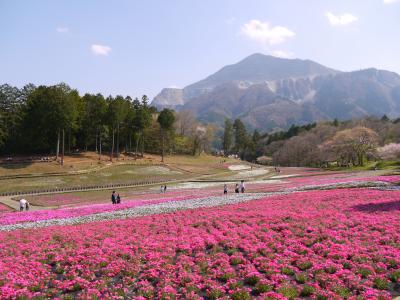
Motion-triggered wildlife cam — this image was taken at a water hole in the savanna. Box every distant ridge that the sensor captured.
[153,53,400,130]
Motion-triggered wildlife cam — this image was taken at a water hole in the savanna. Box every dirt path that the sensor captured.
[0,196,56,211]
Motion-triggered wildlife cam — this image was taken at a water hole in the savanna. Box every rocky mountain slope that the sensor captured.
[152,53,400,130]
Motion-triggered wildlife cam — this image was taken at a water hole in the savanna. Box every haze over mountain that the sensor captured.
[153,53,400,130]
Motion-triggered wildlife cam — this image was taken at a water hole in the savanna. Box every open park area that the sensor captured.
[2,1,400,298]
[0,153,399,299]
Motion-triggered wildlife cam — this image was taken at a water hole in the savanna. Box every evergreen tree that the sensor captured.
[157,109,175,162]
[233,118,248,159]
[222,119,233,156]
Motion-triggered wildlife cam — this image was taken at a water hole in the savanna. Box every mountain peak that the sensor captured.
[180,53,337,99]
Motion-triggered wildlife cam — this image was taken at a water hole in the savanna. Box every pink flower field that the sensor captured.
[0,203,12,214]
[0,194,199,226]
[0,188,399,299]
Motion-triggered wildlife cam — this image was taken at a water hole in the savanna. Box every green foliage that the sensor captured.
[389,270,400,282]
[222,118,233,155]
[0,83,163,156]
[277,285,299,299]
[294,272,307,283]
[267,122,317,145]
[157,109,176,161]
[373,278,389,290]
[300,285,315,296]
[157,108,175,131]
[253,282,272,294]
[281,266,295,275]
[22,84,78,152]
[230,290,251,300]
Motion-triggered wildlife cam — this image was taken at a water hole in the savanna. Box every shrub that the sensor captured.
[333,286,350,298]
[253,282,273,294]
[373,278,389,290]
[357,267,372,279]
[300,285,315,296]
[281,267,295,276]
[294,273,307,284]
[389,270,400,282]
[231,290,251,300]
[244,274,259,286]
[377,143,400,160]
[277,285,298,299]
[208,288,224,300]
[297,261,313,271]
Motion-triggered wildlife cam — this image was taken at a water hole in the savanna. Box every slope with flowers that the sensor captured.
[0,174,399,299]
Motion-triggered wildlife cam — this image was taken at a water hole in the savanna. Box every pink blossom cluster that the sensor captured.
[0,204,12,214]
[0,188,399,299]
[0,194,196,225]
[251,174,400,192]
[31,189,221,207]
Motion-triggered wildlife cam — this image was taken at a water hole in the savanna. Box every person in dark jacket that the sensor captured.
[116,193,121,204]
[111,191,116,204]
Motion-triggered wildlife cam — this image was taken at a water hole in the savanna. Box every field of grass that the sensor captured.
[0,164,189,194]
[0,153,247,194]
[327,160,400,172]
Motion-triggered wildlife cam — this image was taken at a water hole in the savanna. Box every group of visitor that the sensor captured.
[160,185,167,193]
[111,191,121,204]
[224,180,245,195]
[19,198,30,211]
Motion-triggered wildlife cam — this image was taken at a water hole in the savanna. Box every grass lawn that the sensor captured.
[0,153,245,194]
[0,164,187,194]
[327,160,400,172]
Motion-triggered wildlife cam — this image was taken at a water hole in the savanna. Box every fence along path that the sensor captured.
[0,177,181,211]
[0,177,175,197]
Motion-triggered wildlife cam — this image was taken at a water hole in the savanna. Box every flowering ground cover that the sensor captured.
[0,203,12,214]
[0,194,200,226]
[0,188,399,299]
[2,175,397,227]
[26,187,224,208]
[249,174,398,193]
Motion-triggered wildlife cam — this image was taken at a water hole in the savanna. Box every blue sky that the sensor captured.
[1,0,400,99]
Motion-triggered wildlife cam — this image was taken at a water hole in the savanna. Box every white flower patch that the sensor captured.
[228,165,251,171]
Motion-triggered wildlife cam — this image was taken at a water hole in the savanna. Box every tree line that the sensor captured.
[222,115,400,167]
[0,83,215,162]
[264,116,400,167]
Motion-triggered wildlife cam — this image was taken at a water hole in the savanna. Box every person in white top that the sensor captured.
[19,199,29,211]
[240,180,245,193]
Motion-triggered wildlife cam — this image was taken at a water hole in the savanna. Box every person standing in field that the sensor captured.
[164,185,167,193]
[111,191,116,204]
[116,194,121,204]
[19,198,29,211]
[235,183,240,194]
[160,186,164,193]
[223,184,228,196]
[240,180,245,193]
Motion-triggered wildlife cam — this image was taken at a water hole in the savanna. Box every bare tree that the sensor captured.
[322,126,379,166]
[175,110,197,136]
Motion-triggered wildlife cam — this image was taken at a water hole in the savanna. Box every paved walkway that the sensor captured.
[0,196,55,211]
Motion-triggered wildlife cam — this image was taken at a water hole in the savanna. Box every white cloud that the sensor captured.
[383,0,399,3]
[326,12,358,26]
[91,44,112,56]
[240,19,295,45]
[56,27,69,33]
[270,50,294,59]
